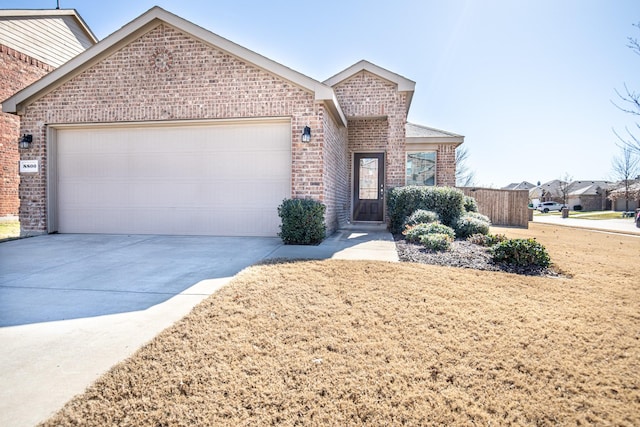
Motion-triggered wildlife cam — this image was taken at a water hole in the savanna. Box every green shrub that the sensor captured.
[419,233,453,251]
[491,238,551,267]
[403,222,455,243]
[277,198,326,245]
[455,214,491,238]
[465,211,490,223]
[467,233,508,246]
[387,186,466,233]
[463,196,479,213]
[403,209,440,228]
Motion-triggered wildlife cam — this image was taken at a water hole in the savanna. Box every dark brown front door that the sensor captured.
[353,153,385,222]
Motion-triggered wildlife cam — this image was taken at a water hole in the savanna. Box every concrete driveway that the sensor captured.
[0,234,283,326]
[0,233,283,427]
[0,227,397,427]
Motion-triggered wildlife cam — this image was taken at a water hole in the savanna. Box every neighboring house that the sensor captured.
[3,7,464,237]
[529,180,567,203]
[609,180,640,211]
[530,180,614,211]
[566,181,613,211]
[502,181,535,191]
[0,9,96,219]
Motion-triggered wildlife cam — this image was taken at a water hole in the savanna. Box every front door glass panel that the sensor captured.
[359,158,379,200]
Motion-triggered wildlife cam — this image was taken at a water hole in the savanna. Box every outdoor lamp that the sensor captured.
[18,134,33,149]
[301,126,311,142]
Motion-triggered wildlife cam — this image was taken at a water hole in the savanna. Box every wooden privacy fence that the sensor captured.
[459,187,531,228]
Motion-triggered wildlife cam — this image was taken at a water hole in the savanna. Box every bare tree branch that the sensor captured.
[628,22,640,55]
[613,22,640,155]
[612,84,640,116]
[557,173,572,206]
[455,146,476,187]
[611,146,640,211]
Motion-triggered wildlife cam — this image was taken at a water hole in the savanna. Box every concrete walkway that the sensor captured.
[267,223,399,262]
[532,214,640,236]
[0,224,397,427]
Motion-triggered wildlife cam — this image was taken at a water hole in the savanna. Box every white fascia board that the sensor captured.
[407,137,464,145]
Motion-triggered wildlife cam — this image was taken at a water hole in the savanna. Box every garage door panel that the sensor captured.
[56,121,291,236]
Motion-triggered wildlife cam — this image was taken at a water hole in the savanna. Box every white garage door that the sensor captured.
[55,120,291,236]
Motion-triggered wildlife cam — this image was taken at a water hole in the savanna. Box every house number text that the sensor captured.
[19,160,39,173]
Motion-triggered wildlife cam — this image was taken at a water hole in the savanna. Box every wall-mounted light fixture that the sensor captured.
[18,134,33,149]
[301,126,311,143]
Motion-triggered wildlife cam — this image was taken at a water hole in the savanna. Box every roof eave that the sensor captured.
[407,136,464,146]
[3,6,346,125]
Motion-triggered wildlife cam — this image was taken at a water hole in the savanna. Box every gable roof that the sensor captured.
[567,180,613,194]
[2,6,346,126]
[0,9,97,67]
[405,122,464,145]
[324,60,416,113]
[502,181,536,191]
[569,184,604,197]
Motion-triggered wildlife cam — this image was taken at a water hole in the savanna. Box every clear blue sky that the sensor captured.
[2,0,638,187]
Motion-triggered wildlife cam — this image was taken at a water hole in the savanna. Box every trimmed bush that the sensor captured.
[277,198,326,245]
[467,233,508,247]
[403,222,455,243]
[387,186,466,233]
[419,233,453,251]
[491,238,551,268]
[463,196,479,213]
[403,209,440,228]
[465,211,490,223]
[455,214,491,238]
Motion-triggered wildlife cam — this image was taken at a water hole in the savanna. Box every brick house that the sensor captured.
[0,9,96,219]
[3,7,464,237]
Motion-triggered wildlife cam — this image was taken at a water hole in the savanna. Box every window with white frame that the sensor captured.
[406,152,436,186]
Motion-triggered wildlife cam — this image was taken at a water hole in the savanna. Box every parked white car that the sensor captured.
[536,201,566,213]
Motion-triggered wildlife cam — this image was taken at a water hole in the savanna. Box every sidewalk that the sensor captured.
[532,215,640,236]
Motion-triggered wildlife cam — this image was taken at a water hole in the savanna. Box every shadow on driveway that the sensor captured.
[0,234,282,327]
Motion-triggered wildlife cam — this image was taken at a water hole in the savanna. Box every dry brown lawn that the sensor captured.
[41,224,640,426]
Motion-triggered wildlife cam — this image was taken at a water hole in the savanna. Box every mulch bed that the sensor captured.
[394,235,560,276]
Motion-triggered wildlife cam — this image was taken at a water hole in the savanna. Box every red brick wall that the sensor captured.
[321,108,349,231]
[17,24,334,235]
[0,44,53,217]
[436,144,456,186]
[332,71,408,221]
[346,118,388,200]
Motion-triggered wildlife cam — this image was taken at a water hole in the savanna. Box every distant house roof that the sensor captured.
[0,9,97,68]
[502,181,535,191]
[567,180,613,197]
[529,180,567,198]
[405,122,464,145]
[609,181,640,200]
[569,184,602,197]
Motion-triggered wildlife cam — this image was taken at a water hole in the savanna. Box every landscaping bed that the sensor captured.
[395,234,561,276]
